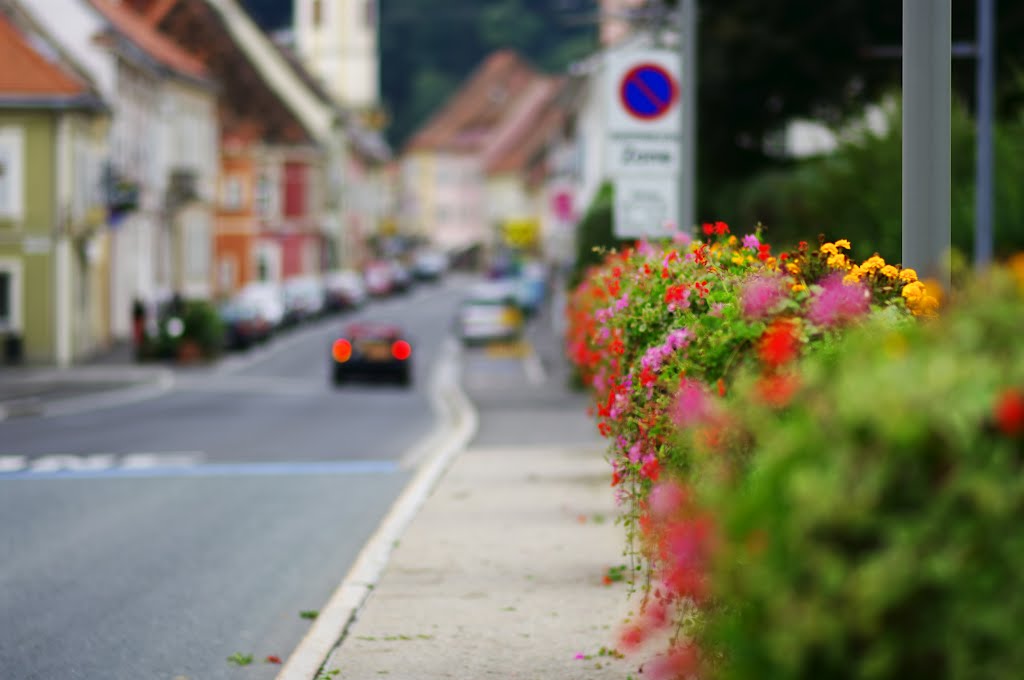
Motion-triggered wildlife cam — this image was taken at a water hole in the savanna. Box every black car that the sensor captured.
[219,298,271,350]
[330,322,413,386]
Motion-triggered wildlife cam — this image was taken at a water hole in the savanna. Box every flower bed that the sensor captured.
[566,224,949,677]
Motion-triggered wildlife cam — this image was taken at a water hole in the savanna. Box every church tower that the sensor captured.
[293,0,380,111]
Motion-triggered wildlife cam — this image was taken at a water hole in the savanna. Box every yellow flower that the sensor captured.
[827,253,851,270]
[861,255,886,273]
[901,280,941,318]
[731,253,746,266]
[791,283,807,293]
[786,263,801,276]
[880,265,899,279]
[820,243,839,256]
[899,268,918,283]
[1011,254,1024,292]
[834,239,852,250]
[843,266,864,284]
[727,235,738,246]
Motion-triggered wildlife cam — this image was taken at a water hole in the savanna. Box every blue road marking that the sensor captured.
[0,459,401,481]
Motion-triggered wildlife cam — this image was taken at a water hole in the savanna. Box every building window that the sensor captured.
[221,175,244,210]
[0,128,25,220]
[312,0,322,27]
[0,258,22,332]
[184,213,210,280]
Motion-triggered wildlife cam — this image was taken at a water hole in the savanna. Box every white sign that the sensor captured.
[606,48,682,175]
[614,176,678,239]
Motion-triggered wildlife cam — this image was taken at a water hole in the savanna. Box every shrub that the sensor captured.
[693,262,1024,680]
[180,299,225,359]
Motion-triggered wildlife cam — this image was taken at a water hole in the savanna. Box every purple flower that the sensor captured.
[808,274,870,327]
[742,234,760,250]
[741,274,787,320]
[615,294,629,312]
[628,442,643,463]
[666,328,692,350]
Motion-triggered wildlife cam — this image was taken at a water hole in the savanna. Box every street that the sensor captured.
[0,277,474,680]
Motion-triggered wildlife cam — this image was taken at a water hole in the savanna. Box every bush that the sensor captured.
[180,299,225,359]
[697,262,1024,680]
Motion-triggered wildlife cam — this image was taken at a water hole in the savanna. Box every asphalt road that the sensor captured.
[0,277,467,680]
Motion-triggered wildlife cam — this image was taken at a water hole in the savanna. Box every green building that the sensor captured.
[0,6,110,366]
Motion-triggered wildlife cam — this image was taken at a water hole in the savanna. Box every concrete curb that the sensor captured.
[275,337,479,680]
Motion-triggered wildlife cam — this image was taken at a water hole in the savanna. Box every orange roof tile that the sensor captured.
[482,77,565,174]
[89,0,208,81]
[406,50,541,153]
[0,13,89,98]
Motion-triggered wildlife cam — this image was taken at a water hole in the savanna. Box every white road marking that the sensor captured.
[522,341,548,386]
[0,451,206,474]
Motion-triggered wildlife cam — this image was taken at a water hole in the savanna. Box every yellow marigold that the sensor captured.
[901,280,940,318]
[899,268,918,283]
[834,239,852,250]
[827,253,851,270]
[843,266,864,284]
[861,255,886,273]
[791,283,807,293]
[786,262,801,276]
[727,235,738,246]
[820,243,839,256]
[880,265,899,279]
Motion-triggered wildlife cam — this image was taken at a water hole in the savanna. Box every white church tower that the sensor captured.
[293,0,380,111]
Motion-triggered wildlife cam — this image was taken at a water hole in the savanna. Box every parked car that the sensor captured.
[219,297,271,350]
[389,259,413,293]
[516,261,548,317]
[324,269,368,312]
[283,276,326,326]
[237,282,285,330]
[457,281,524,345]
[364,261,394,297]
[330,322,413,386]
[412,250,448,282]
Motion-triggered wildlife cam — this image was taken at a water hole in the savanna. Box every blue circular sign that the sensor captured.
[619,63,678,121]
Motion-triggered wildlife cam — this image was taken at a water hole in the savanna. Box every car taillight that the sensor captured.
[332,338,352,363]
[391,340,411,361]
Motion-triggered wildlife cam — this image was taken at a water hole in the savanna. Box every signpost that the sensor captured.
[606,48,682,238]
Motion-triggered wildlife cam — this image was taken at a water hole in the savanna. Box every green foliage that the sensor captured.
[226,652,253,666]
[180,300,225,359]
[570,183,626,287]
[730,97,1024,263]
[701,266,1024,680]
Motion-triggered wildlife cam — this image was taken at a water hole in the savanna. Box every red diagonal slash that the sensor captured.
[627,72,668,110]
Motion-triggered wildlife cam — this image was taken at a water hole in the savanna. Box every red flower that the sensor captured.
[758,320,800,368]
[265,656,282,665]
[641,457,661,481]
[661,266,670,279]
[757,243,772,262]
[610,339,625,355]
[779,252,789,261]
[756,373,800,408]
[611,469,622,486]
[714,221,729,235]
[994,388,1024,436]
[612,266,622,278]
[694,280,709,298]
[664,284,688,305]
[602,574,613,586]
[598,421,611,437]
[643,263,652,276]
[702,223,714,235]
[798,240,808,250]
[640,366,658,387]
[717,378,726,398]
[607,278,620,297]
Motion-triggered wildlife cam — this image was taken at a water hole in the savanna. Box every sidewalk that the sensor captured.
[0,342,169,418]
[317,295,636,679]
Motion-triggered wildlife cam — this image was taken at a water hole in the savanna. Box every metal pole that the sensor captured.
[679,0,697,233]
[902,0,951,288]
[975,0,995,268]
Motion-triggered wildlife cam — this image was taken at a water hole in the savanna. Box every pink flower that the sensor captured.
[742,233,760,250]
[672,379,712,427]
[808,274,870,327]
[574,652,585,660]
[672,230,693,246]
[741,274,787,320]
[615,294,629,312]
[650,481,687,519]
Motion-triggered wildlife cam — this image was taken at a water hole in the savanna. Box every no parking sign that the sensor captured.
[605,48,683,237]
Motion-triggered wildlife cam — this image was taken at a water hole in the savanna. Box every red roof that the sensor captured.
[89,0,208,81]
[0,14,89,98]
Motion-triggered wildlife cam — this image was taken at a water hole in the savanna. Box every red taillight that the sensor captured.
[391,340,411,361]
[332,338,352,363]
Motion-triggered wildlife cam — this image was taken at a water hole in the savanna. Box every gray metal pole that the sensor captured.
[902,0,951,288]
[975,0,995,268]
[679,0,697,233]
